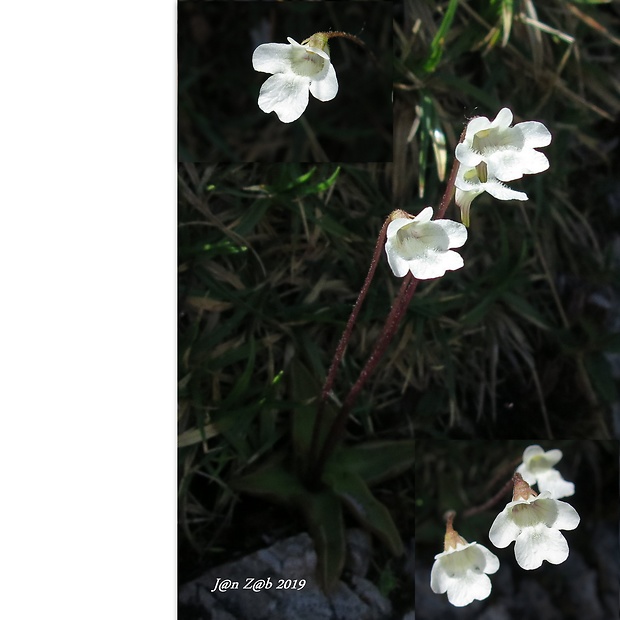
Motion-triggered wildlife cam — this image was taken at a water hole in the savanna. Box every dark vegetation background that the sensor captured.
[178,1,392,162]
[415,440,619,619]
[179,0,620,616]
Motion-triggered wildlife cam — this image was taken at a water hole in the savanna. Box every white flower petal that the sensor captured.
[289,44,331,79]
[478,544,501,574]
[537,470,575,499]
[252,43,293,74]
[483,179,528,202]
[309,64,338,101]
[464,115,493,138]
[492,107,513,129]
[541,449,563,467]
[385,210,466,279]
[386,217,413,238]
[516,462,537,485]
[430,558,449,594]
[453,108,550,210]
[446,570,492,607]
[489,506,522,548]
[454,187,481,207]
[436,250,464,273]
[490,492,579,571]
[514,525,568,570]
[257,73,310,123]
[490,150,549,181]
[433,219,468,248]
[454,164,483,191]
[523,445,545,461]
[455,143,483,167]
[409,250,454,279]
[519,150,550,175]
[414,221,451,251]
[516,120,552,147]
[414,206,434,222]
[551,498,581,530]
[431,542,499,607]
[385,244,411,277]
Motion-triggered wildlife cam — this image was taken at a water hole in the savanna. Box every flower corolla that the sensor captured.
[385,207,467,280]
[488,473,580,570]
[454,107,551,225]
[252,34,338,123]
[430,517,500,607]
[516,444,575,499]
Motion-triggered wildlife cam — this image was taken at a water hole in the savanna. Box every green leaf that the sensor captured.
[323,470,404,557]
[296,489,345,590]
[495,0,514,47]
[233,201,272,236]
[328,441,416,486]
[213,403,263,460]
[219,337,256,407]
[313,166,340,193]
[289,358,337,471]
[501,291,551,330]
[230,458,306,505]
[423,0,459,73]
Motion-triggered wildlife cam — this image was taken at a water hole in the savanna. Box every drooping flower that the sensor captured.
[488,473,580,570]
[454,163,527,227]
[252,33,338,123]
[385,207,467,280]
[430,513,500,607]
[454,107,552,226]
[516,445,575,499]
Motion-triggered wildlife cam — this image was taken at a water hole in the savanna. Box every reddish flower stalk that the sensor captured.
[309,126,468,481]
[307,218,389,474]
[312,273,419,479]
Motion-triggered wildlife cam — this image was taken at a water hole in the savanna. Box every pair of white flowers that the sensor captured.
[431,445,579,607]
[454,108,552,226]
[383,108,551,281]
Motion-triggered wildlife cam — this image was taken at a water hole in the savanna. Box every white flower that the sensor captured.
[455,163,527,227]
[516,445,575,499]
[454,107,551,225]
[252,34,338,123]
[489,473,580,570]
[385,207,467,280]
[430,519,500,607]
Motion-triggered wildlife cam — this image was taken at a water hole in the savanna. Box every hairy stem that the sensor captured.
[307,218,389,478]
[435,124,467,220]
[312,273,419,479]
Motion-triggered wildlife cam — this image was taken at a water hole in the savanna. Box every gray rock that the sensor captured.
[179,531,392,620]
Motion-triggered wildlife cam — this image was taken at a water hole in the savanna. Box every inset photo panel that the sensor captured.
[178,1,392,162]
[415,439,619,619]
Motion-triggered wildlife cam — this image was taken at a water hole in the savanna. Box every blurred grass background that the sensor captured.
[178,0,620,612]
[178,1,392,162]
